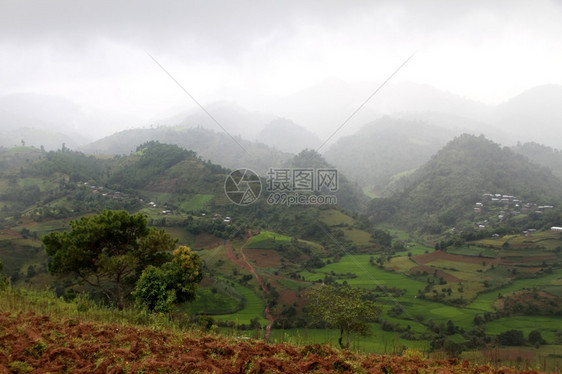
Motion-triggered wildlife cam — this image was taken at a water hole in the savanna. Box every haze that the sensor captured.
[1,0,561,147]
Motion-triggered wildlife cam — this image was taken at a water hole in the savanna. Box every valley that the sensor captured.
[0,135,561,371]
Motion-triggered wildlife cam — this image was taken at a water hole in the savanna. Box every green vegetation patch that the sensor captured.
[245,231,291,249]
[180,194,213,211]
[318,209,355,226]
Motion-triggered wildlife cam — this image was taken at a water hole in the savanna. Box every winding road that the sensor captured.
[225,231,274,341]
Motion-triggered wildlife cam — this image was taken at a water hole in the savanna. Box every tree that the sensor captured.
[528,330,545,346]
[43,210,176,309]
[307,284,381,349]
[497,329,525,346]
[133,246,203,313]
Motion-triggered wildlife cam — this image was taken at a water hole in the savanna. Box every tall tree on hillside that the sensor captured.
[43,210,176,309]
[133,246,202,313]
[307,284,381,349]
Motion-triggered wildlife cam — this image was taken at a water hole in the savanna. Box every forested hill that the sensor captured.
[323,116,457,191]
[287,149,368,212]
[368,134,562,233]
[80,126,292,175]
[512,142,562,180]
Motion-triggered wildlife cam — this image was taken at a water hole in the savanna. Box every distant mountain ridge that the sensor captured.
[323,116,458,191]
[80,126,292,176]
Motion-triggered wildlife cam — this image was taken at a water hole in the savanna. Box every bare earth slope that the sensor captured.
[0,312,543,374]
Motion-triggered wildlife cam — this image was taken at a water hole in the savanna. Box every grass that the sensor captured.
[362,186,379,199]
[212,283,269,326]
[277,278,310,292]
[385,256,417,273]
[467,268,562,312]
[268,323,429,354]
[163,226,195,246]
[180,194,213,212]
[245,231,291,249]
[318,209,355,226]
[342,228,373,247]
[448,246,498,258]
[301,255,426,296]
[180,284,242,315]
[485,316,562,343]
[428,259,490,272]
[0,287,184,332]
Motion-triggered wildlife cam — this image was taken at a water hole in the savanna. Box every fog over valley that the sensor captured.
[1,0,562,151]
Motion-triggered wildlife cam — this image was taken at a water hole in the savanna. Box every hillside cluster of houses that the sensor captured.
[474,193,556,235]
[81,182,127,201]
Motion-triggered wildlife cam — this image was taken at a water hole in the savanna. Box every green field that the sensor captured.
[180,194,213,211]
[448,246,498,258]
[212,283,269,326]
[268,323,429,354]
[485,316,562,343]
[362,186,379,199]
[245,231,291,249]
[318,209,355,226]
[343,228,373,247]
[467,268,562,312]
[181,287,241,315]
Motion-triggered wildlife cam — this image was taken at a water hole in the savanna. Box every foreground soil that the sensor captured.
[0,312,544,374]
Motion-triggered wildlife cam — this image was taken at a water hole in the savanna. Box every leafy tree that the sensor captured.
[497,329,525,346]
[133,246,202,313]
[528,330,545,346]
[307,284,381,349]
[43,210,175,309]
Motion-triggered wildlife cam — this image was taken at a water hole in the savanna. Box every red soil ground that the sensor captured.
[409,265,462,283]
[0,312,544,374]
[244,249,283,268]
[194,233,222,249]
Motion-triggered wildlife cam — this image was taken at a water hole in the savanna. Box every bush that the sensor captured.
[497,329,525,346]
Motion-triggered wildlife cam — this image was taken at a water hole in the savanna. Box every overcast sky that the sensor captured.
[1,0,561,136]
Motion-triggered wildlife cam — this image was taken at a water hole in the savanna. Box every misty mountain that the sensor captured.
[494,85,562,149]
[256,118,322,153]
[166,101,275,141]
[0,93,92,147]
[0,127,81,151]
[80,126,292,175]
[285,149,368,212]
[263,78,493,141]
[369,134,562,233]
[512,142,562,180]
[323,117,458,191]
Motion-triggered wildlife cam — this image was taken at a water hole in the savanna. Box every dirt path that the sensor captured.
[225,231,275,341]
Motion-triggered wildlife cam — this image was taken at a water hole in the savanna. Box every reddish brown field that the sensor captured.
[409,265,462,283]
[194,233,223,249]
[481,348,535,363]
[244,249,283,268]
[0,312,545,374]
[0,229,22,240]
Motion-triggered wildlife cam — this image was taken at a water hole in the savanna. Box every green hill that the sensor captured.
[512,142,562,180]
[323,117,457,192]
[369,134,562,234]
[80,126,292,176]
